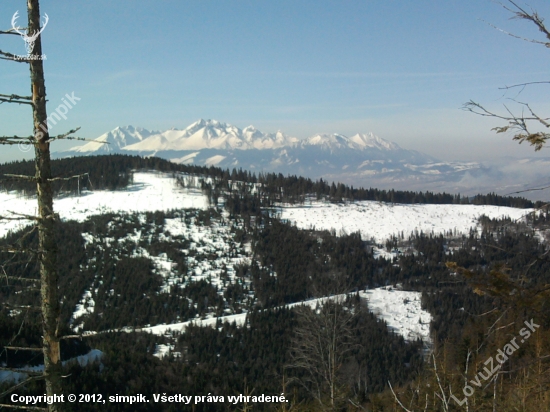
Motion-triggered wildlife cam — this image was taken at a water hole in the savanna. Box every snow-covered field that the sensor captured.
[0,172,209,238]
[1,171,532,244]
[280,201,532,243]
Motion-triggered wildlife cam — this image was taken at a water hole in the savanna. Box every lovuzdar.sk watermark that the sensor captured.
[451,318,540,406]
[11,10,48,61]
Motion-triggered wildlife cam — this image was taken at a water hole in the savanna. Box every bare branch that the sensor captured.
[0,93,34,106]
[483,1,550,47]
[0,217,32,223]
[463,100,550,151]
[0,136,34,146]
[0,367,43,376]
[432,353,449,411]
[1,302,41,312]
[45,127,80,143]
[48,136,108,144]
[505,0,550,43]
[504,184,550,196]
[44,127,110,145]
[49,173,88,182]
[0,93,32,100]
[0,29,23,36]
[0,99,33,106]
[499,81,550,90]
[388,381,413,412]
[0,375,45,400]
[4,346,43,351]
[0,49,28,63]
[3,174,37,182]
[482,19,550,46]
[59,335,84,340]
[0,404,47,411]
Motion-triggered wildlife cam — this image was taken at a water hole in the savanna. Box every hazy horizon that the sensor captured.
[1,0,549,165]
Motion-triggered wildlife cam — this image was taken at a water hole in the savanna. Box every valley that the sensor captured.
[1,156,548,411]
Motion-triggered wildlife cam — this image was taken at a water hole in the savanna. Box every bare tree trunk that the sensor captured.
[27,0,62,407]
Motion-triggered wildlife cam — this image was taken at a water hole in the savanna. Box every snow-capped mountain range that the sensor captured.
[66,119,400,153]
[57,119,549,198]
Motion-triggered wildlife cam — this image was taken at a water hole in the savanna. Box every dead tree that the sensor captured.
[0,1,97,410]
[287,296,357,411]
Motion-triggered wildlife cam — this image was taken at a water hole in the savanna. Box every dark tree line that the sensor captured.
[0,154,540,207]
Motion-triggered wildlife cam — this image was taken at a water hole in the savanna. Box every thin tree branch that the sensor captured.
[388,381,413,412]
[504,184,550,196]
[1,303,42,311]
[0,93,32,100]
[0,404,48,411]
[0,136,34,146]
[0,99,34,106]
[0,375,45,400]
[482,19,550,46]
[48,173,88,182]
[4,346,43,352]
[3,174,37,182]
[0,29,23,36]
[0,49,28,63]
[0,93,34,106]
[499,81,550,90]
[505,0,550,42]
[0,367,43,376]
[45,127,80,142]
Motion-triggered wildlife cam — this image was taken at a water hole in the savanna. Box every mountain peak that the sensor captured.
[61,120,404,156]
[349,133,401,151]
[66,125,154,153]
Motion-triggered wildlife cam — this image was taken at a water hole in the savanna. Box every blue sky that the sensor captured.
[1,0,549,163]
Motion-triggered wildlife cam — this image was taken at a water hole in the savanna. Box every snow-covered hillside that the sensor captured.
[71,207,256,332]
[0,172,208,238]
[0,170,532,357]
[1,171,530,242]
[108,119,298,152]
[68,126,157,153]
[280,200,532,242]
[142,287,432,352]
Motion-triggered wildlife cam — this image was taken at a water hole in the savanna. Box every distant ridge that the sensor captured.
[68,125,158,153]
[63,119,405,154]
[56,119,496,196]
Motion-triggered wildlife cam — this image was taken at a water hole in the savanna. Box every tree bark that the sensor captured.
[27,0,63,408]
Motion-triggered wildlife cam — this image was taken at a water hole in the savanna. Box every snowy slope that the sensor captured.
[1,170,530,356]
[64,120,405,154]
[358,287,430,343]
[67,126,156,153]
[70,207,257,332]
[1,170,532,246]
[300,132,402,152]
[1,172,532,244]
[0,172,209,238]
[122,119,298,152]
[141,287,432,344]
[280,200,532,242]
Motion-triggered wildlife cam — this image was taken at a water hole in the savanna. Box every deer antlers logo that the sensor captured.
[11,10,49,55]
